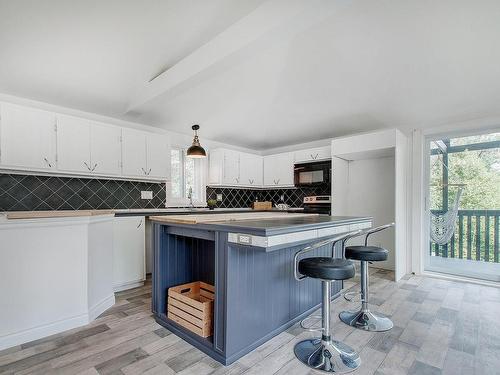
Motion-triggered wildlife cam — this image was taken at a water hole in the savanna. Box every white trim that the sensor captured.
[113,280,145,293]
[88,294,115,321]
[0,313,89,351]
[227,221,372,248]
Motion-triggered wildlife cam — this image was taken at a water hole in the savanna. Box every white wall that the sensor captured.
[344,156,396,270]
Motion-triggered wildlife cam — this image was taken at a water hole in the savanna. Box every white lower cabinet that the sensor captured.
[112,216,146,292]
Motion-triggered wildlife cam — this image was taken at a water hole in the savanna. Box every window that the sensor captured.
[169,148,206,206]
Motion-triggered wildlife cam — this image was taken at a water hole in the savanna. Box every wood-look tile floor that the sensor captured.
[1,269,499,375]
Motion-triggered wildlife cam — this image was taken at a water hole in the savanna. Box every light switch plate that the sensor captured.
[141,191,153,200]
[216,194,223,202]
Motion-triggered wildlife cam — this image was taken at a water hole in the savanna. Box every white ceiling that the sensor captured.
[1,0,500,150]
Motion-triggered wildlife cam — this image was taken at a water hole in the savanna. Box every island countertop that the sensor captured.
[150,212,371,237]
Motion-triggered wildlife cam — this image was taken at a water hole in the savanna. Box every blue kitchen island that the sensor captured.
[150,212,371,365]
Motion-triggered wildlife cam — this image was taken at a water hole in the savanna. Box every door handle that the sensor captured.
[310,154,314,160]
[147,168,152,175]
[141,167,147,175]
[315,153,319,159]
[44,158,52,168]
[91,163,98,171]
[137,219,143,228]
[249,179,254,185]
[83,161,91,171]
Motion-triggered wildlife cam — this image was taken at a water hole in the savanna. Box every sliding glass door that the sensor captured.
[424,131,500,282]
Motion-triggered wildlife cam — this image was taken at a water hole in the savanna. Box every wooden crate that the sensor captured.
[252,201,272,210]
[167,281,215,338]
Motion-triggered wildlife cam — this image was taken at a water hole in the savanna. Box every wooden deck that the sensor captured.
[1,270,499,374]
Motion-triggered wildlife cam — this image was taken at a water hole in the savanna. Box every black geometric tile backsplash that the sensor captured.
[0,173,166,211]
[206,184,330,209]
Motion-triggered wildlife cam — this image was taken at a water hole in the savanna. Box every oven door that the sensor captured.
[303,204,331,215]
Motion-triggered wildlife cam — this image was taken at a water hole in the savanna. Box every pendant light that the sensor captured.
[186,124,206,158]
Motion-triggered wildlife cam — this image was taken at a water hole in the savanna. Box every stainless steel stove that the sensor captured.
[303,195,331,215]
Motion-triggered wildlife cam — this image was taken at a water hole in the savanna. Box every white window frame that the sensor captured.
[167,147,207,207]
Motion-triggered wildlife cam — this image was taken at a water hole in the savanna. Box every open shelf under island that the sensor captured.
[150,212,372,365]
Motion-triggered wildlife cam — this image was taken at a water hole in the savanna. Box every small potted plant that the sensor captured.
[207,199,217,210]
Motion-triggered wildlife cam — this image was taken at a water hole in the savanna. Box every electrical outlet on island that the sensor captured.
[216,194,223,202]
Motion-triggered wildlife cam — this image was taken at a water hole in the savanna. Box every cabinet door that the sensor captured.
[90,122,121,176]
[264,152,294,187]
[112,216,145,291]
[240,153,263,187]
[294,146,331,163]
[121,128,147,177]
[56,115,91,173]
[0,104,57,170]
[223,149,240,185]
[208,149,224,185]
[146,134,169,179]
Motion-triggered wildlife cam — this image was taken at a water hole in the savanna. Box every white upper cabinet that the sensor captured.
[209,148,261,187]
[57,116,121,176]
[0,103,57,171]
[294,146,331,163]
[90,122,121,176]
[263,152,294,187]
[121,128,147,177]
[222,149,240,185]
[121,128,169,180]
[146,133,169,179]
[56,115,91,173]
[239,152,263,187]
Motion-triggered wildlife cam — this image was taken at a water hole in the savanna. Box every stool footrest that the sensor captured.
[299,314,323,333]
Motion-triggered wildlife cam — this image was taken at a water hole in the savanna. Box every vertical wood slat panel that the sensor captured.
[450,229,455,258]
[476,215,481,261]
[495,215,499,263]
[467,215,472,260]
[485,215,490,262]
[459,214,464,259]
[224,241,340,358]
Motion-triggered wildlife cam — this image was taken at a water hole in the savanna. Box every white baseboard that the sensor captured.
[0,294,116,351]
[0,314,89,351]
[89,294,115,321]
[113,279,145,293]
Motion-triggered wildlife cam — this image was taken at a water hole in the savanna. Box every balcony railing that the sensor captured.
[430,209,500,263]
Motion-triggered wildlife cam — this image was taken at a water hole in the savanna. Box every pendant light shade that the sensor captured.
[186,124,206,158]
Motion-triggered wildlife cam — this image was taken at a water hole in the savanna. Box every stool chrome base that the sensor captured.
[294,338,361,373]
[339,310,393,332]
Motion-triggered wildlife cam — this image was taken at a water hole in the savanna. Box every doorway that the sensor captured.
[424,131,500,282]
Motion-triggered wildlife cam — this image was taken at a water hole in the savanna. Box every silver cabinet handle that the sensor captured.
[315,153,319,159]
[141,167,147,175]
[235,177,239,183]
[83,161,91,171]
[137,219,143,228]
[310,154,315,159]
[91,163,98,171]
[276,179,280,184]
[44,158,52,168]
[249,179,254,185]
[148,168,152,175]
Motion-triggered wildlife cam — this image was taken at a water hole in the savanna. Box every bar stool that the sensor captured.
[293,231,362,374]
[339,223,395,332]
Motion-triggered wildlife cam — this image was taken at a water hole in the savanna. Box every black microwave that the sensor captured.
[294,161,331,186]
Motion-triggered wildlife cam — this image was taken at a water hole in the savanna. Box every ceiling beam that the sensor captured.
[125,0,343,113]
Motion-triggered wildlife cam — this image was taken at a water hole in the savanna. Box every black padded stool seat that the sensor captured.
[298,258,355,280]
[345,246,388,262]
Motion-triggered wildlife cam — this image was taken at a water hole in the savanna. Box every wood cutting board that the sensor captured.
[150,212,318,224]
